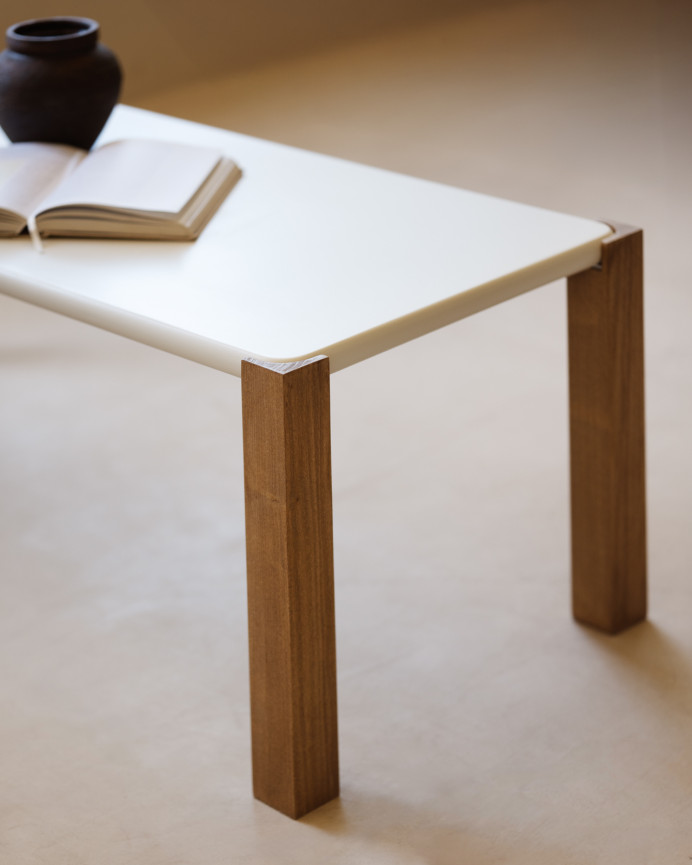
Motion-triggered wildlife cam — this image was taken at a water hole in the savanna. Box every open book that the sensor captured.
[0,138,241,243]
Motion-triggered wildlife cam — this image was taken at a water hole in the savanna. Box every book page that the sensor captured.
[37,139,224,216]
[0,143,85,220]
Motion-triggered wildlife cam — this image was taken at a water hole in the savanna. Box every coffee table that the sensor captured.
[0,105,646,819]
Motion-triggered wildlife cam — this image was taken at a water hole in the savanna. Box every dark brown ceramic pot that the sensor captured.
[0,17,122,149]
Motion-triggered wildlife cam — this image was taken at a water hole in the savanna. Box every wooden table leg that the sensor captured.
[567,223,647,634]
[241,355,339,819]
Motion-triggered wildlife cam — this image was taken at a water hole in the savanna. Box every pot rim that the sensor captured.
[6,17,99,57]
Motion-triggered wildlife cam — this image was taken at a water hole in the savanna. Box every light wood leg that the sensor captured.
[241,355,339,819]
[567,223,647,634]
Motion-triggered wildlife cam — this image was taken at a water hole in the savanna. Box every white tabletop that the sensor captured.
[0,106,611,376]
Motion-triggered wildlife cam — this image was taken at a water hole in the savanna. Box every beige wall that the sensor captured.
[0,0,494,99]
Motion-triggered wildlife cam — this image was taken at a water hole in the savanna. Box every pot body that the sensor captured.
[0,17,122,149]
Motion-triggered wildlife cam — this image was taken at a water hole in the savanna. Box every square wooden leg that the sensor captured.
[241,355,339,819]
[567,223,647,634]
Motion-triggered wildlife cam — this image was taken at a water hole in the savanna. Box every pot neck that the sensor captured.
[6,17,99,57]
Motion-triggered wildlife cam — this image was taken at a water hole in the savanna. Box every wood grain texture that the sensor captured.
[567,223,647,634]
[241,355,339,818]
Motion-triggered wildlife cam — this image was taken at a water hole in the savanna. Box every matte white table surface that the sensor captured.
[0,105,612,375]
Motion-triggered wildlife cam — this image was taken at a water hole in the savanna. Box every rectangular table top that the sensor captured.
[0,106,611,376]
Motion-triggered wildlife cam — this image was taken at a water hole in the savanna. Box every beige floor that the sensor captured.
[2,1,692,862]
